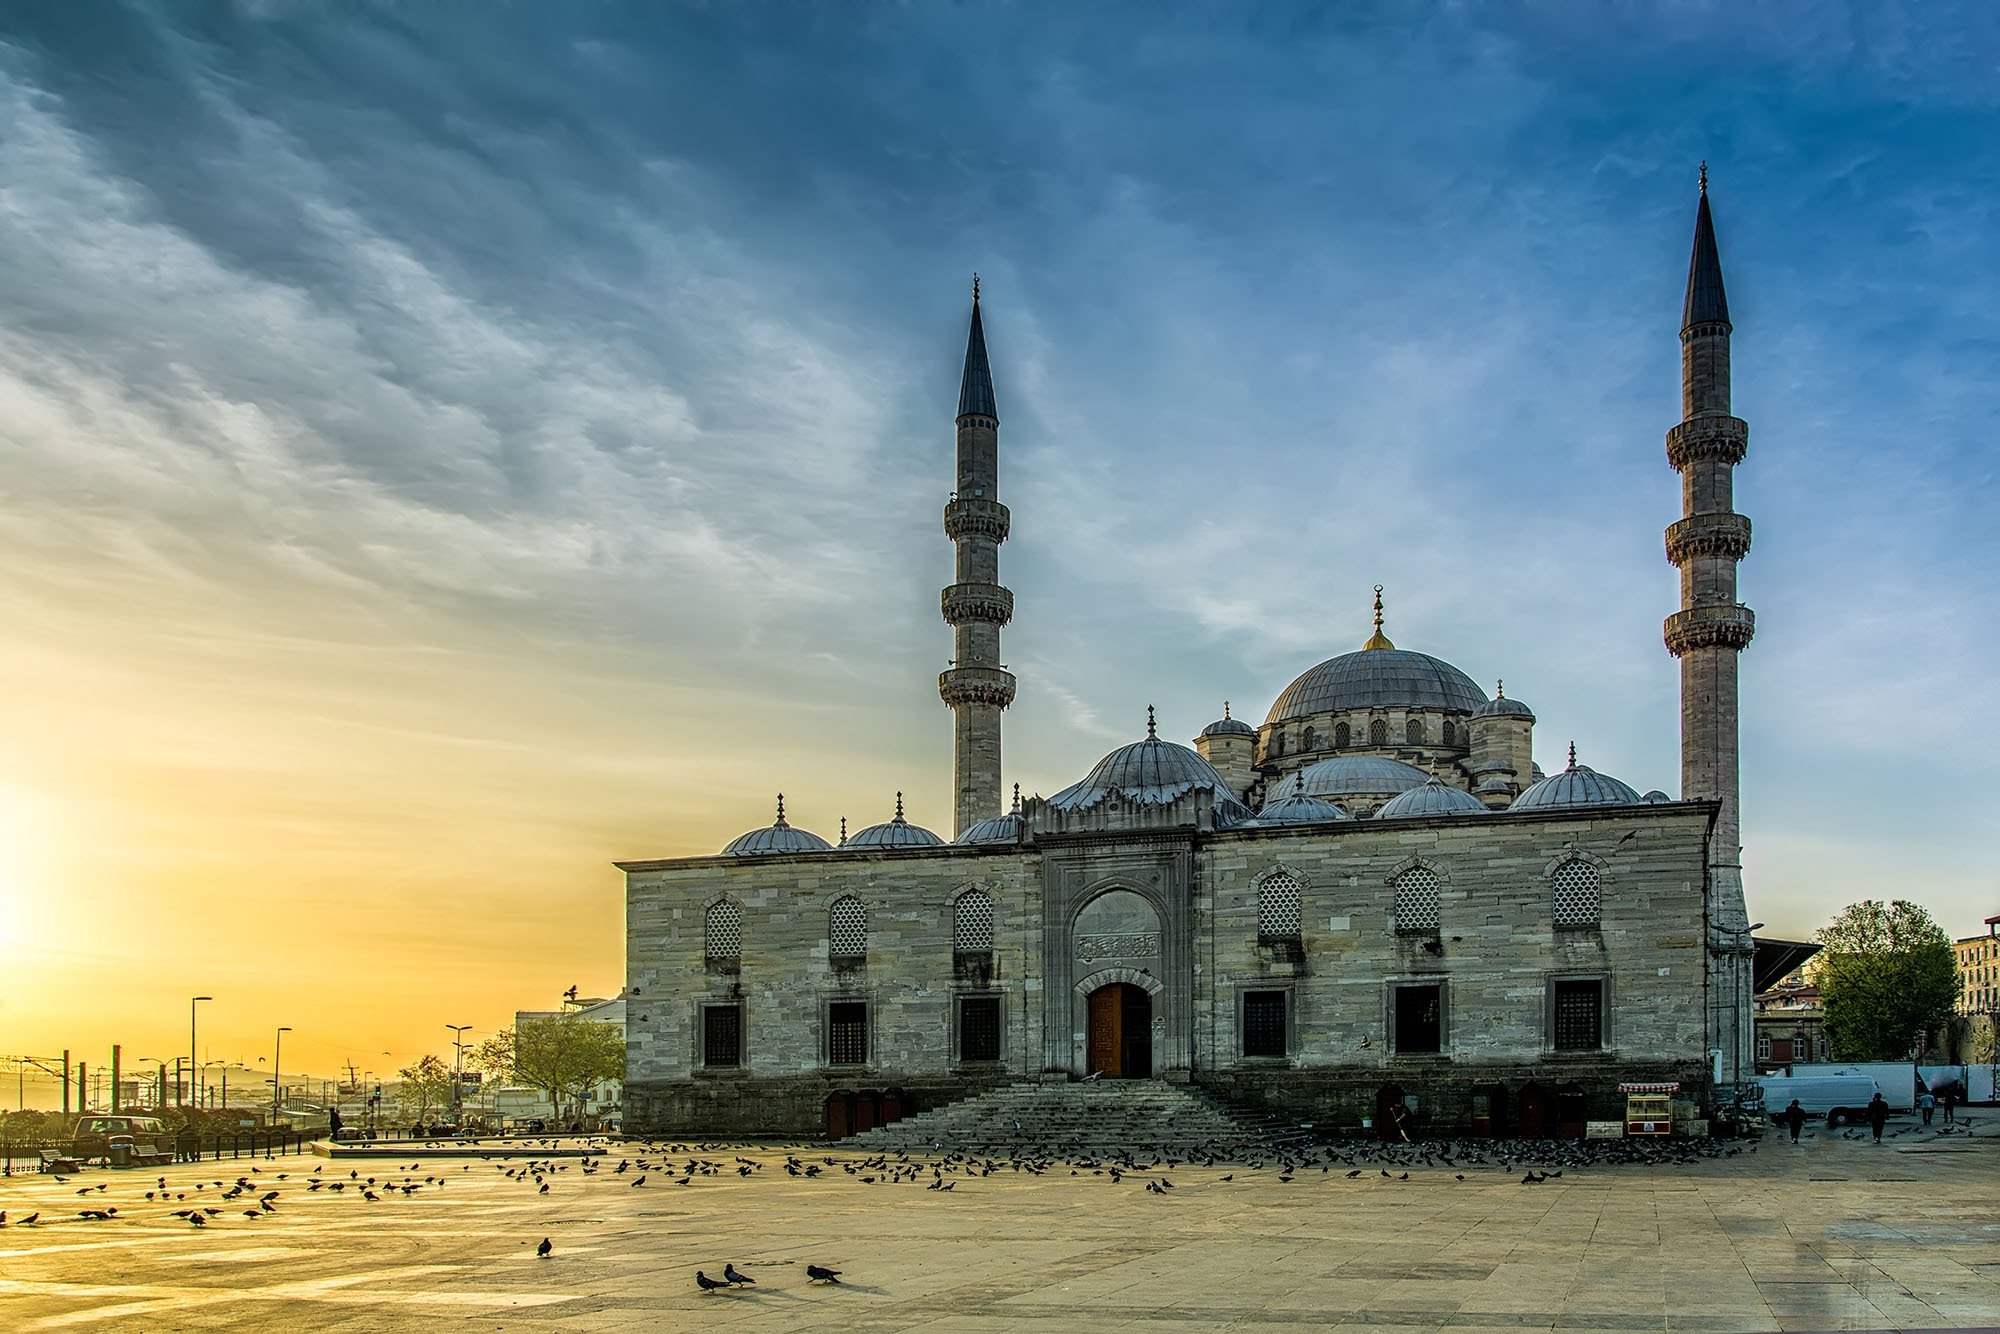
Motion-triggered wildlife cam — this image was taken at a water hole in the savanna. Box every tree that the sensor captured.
[395,1055,455,1125]
[1813,900,1959,1061]
[471,1016,624,1120]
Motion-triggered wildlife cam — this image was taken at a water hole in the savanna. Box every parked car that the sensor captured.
[70,1114,174,1163]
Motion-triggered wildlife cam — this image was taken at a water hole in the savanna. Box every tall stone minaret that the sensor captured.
[939,278,1015,836]
[1663,166,1756,1084]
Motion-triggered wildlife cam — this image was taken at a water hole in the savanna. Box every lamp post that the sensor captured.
[138,1058,166,1109]
[188,996,212,1108]
[446,1026,473,1128]
[202,1061,226,1110]
[272,1028,291,1121]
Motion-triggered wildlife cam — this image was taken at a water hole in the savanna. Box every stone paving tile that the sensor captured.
[0,1128,1995,1330]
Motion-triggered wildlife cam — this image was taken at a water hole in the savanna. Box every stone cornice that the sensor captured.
[1664,603,1756,655]
[1666,415,1748,470]
[943,497,1011,544]
[1665,512,1753,566]
[939,664,1017,708]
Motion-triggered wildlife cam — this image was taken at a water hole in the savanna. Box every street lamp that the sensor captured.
[202,1061,226,1110]
[137,1057,167,1109]
[446,1026,473,1128]
[188,996,213,1108]
[272,1028,292,1120]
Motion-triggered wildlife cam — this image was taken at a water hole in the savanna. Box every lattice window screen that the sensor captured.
[952,892,995,952]
[704,900,742,958]
[1370,719,1389,745]
[1551,860,1602,926]
[1393,867,1441,932]
[829,896,868,957]
[1257,872,1303,939]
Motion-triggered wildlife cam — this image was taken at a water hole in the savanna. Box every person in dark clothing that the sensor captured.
[328,1106,344,1141]
[1942,1090,1956,1125]
[1867,1092,1889,1142]
[1781,1098,1807,1143]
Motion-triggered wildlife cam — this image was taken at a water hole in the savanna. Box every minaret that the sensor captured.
[939,277,1016,835]
[1663,165,1756,1083]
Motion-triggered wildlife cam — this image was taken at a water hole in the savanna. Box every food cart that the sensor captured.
[1619,1081,1678,1136]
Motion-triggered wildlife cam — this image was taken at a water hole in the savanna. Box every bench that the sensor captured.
[39,1147,82,1174]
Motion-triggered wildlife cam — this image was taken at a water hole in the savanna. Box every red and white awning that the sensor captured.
[1617,1082,1681,1094]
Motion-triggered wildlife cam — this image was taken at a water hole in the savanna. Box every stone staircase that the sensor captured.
[842,1079,1315,1157]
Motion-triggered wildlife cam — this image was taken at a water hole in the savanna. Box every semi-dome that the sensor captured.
[1251,783,1353,826]
[1199,701,1255,738]
[1511,751,1642,812]
[1294,755,1429,799]
[1642,789,1672,804]
[1470,682,1535,721]
[956,786,1026,845]
[1377,774,1489,819]
[721,795,833,856]
[1049,710,1253,824]
[844,793,944,849]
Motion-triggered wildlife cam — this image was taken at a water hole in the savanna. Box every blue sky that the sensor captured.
[2,2,1996,1064]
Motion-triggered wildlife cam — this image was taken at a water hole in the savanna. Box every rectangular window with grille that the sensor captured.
[1392,983,1443,1054]
[1756,1032,1772,1061]
[1242,990,1287,1058]
[958,996,1001,1062]
[827,1001,868,1066]
[1552,979,1604,1051]
[702,1004,743,1068]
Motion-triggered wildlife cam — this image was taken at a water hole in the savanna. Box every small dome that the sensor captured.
[1294,755,1430,799]
[722,795,832,856]
[957,786,1026,845]
[1642,789,1672,804]
[1377,774,1489,819]
[1471,682,1535,722]
[1049,710,1253,825]
[1251,787,1353,826]
[1511,753,1642,812]
[1199,701,1255,738]
[844,793,944,849]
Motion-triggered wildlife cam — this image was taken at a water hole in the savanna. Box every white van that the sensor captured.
[1755,1074,1882,1127]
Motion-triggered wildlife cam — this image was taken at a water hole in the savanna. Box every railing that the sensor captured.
[0,1129,316,1175]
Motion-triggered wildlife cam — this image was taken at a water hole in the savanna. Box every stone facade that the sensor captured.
[622,801,1719,1136]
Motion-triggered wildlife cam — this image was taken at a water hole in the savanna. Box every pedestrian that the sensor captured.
[1918,1090,1935,1126]
[1942,1089,1956,1125]
[1782,1098,1807,1144]
[1866,1092,1889,1143]
[328,1106,344,1141]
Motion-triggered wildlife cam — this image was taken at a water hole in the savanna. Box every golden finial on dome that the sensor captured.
[1363,584,1395,651]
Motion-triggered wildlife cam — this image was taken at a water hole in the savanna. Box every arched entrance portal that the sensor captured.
[1086,983,1153,1078]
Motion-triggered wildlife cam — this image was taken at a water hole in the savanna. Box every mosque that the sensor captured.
[619,176,1762,1138]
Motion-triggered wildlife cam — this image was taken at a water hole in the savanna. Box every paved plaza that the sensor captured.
[0,1122,1996,1332]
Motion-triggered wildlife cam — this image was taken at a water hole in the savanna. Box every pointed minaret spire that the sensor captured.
[1683,164,1731,332]
[940,279,1015,835]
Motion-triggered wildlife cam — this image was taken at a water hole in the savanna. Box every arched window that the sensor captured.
[1369,719,1388,746]
[1257,872,1303,941]
[1271,730,1286,758]
[1551,860,1601,927]
[1393,867,1440,933]
[705,899,743,959]
[1334,721,1350,749]
[1406,718,1425,746]
[829,896,868,957]
[1441,720,1455,746]
[1301,724,1317,751]
[952,891,995,953]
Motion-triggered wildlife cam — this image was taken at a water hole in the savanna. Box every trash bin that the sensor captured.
[108,1135,134,1168]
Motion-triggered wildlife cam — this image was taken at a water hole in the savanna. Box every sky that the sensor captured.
[2,1,1997,1089]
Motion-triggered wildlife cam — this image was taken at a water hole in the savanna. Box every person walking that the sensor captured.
[1782,1098,1807,1144]
[1919,1090,1935,1126]
[1867,1092,1889,1143]
[328,1106,344,1141]
[1942,1089,1956,1125]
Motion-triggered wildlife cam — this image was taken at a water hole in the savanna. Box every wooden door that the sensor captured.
[1088,987,1123,1077]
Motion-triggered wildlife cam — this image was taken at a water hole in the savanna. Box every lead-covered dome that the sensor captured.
[1377,774,1489,819]
[844,793,944,849]
[1199,701,1255,738]
[722,795,833,855]
[1050,712,1253,824]
[1511,755,1642,812]
[1295,755,1429,799]
[957,787,1026,845]
[1252,786,1352,826]
[1267,648,1488,722]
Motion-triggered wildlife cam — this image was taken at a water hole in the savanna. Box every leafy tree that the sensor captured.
[1813,899,1959,1060]
[471,1016,623,1120]
[395,1055,455,1125]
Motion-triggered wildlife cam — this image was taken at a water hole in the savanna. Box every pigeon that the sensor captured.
[19,1213,37,1225]
[724,1263,755,1286]
[695,1270,729,1293]
[537,1237,553,1258]
[189,1212,208,1227]
[806,1264,842,1283]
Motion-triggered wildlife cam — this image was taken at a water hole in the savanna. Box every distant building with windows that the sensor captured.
[1953,916,2000,1016]
[1753,970,1826,1070]
[619,179,1763,1138]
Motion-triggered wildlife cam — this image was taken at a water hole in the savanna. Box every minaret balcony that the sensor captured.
[1665,512,1752,566]
[1666,415,1748,470]
[943,497,1011,544]
[1664,603,1756,656]
[939,665,1017,709]
[942,582,1014,627]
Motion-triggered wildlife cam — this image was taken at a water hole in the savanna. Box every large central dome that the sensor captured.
[1265,647,1487,722]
